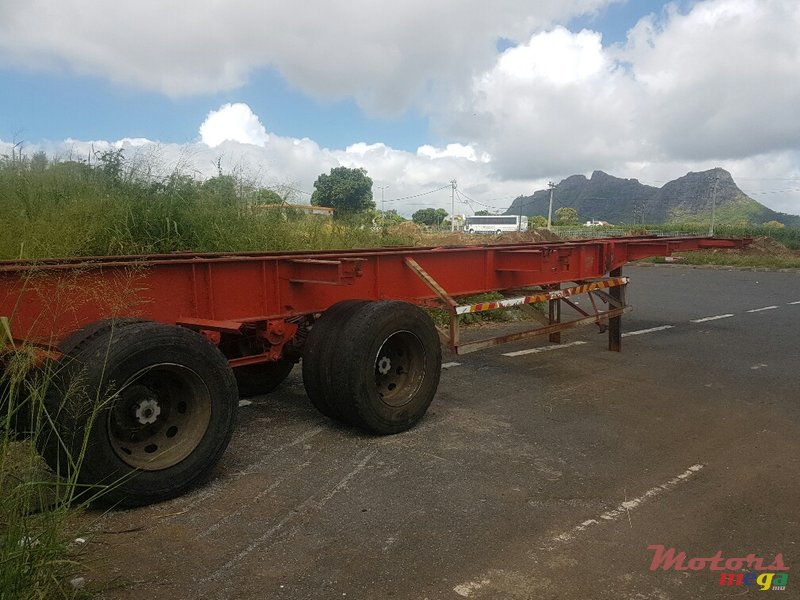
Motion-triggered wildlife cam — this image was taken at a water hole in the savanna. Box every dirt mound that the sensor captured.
[415,229,560,247]
[703,236,793,257]
[743,236,793,256]
[387,221,424,237]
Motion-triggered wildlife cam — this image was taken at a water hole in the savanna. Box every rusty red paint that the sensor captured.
[0,236,748,347]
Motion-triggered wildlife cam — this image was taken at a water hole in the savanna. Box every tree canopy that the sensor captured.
[529,215,548,228]
[412,207,448,227]
[555,207,579,225]
[311,166,375,217]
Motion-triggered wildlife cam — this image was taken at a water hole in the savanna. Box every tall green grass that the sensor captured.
[0,149,415,598]
[1,347,95,599]
[0,150,411,260]
[641,223,800,250]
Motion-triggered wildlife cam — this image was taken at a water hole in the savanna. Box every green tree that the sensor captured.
[555,207,579,225]
[202,174,239,203]
[311,166,374,217]
[475,210,491,216]
[95,148,125,183]
[763,220,785,229]
[253,188,285,205]
[380,209,407,225]
[412,207,449,228]
[30,151,48,172]
[529,215,548,228]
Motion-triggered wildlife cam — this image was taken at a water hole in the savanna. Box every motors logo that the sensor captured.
[647,545,789,592]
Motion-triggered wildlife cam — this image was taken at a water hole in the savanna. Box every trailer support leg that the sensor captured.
[548,285,561,344]
[608,267,623,352]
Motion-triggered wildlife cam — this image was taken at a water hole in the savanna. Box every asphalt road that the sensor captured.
[86,265,799,599]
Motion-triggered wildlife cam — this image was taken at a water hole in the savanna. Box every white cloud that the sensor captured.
[428,0,800,210]
[200,103,269,147]
[1,1,799,216]
[0,1,616,113]
[416,144,490,163]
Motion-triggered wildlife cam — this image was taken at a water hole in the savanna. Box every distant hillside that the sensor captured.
[506,168,800,226]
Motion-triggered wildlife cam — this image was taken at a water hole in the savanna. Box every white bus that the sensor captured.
[464,215,528,234]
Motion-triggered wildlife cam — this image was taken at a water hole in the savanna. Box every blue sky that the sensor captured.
[0,0,798,216]
[1,0,672,150]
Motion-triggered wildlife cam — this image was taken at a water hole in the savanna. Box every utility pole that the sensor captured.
[450,179,457,232]
[547,181,556,230]
[708,174,719,236]
[377,185,389,224]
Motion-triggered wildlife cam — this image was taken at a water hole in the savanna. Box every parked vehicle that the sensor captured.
[465,215,528,234]
[0,236,747,505]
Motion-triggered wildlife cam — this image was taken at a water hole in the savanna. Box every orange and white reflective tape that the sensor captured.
[455,277,629,315]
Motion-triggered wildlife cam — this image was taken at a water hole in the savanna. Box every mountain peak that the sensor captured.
[504,168,798,226]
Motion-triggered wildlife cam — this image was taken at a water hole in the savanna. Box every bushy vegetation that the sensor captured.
[643,223,800,250]
[1,346,100,599]
[0,149,415,598]
[0,150,410,260]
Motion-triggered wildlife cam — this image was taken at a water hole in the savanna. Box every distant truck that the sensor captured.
[584,220,610,227]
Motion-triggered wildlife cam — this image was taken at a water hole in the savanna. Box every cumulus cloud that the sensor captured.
[0,0,615,113]
[440,0,800,185]
[200,103,269,147]
[1,0,799,215]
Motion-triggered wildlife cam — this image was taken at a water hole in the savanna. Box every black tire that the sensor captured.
[43,322,238,507]
[468,229,474,234]
[327,301,441,434]
[1,355,53,438]
[234,359,295,398]
[0,363,26,438]
[302,300,369,422]
[57,317,146,355]
[496,229,502,235]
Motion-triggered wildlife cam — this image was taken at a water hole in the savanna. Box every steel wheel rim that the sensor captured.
[373,331,426,408]
[108,363,212,470]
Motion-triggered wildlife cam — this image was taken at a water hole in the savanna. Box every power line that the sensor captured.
[745,188,800,195]
[382,185,450,203]
[456,189,511,212]
[282,185,313,196]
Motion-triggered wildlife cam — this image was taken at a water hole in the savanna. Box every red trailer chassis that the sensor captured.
[0,235,747,505]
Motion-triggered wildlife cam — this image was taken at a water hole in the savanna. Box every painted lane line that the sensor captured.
[621,325,675,338]
[747,305,779,313]
[550,464,705,545]
[442,362,462,369]
[788,301,800,305]
[454,579,491,597]
[502,340,587,358]
[453,464,706,597]
[690,314,734,323]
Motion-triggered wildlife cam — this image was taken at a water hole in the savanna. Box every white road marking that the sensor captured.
[238,399,253,407]
[747,305,779,313]
[453,465,705,597]
[454,579,491,598]
[442,362,462,369]
[621,325,675,337]
[690,314,734,323]
[750,363,768,370]
[502,340,587,358]
[550,464,704,545]
[788,301,800,305]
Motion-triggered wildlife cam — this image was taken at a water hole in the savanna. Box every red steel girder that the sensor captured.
[0,235,748,345]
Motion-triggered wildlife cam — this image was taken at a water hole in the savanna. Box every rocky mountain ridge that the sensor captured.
[505,168,799,226]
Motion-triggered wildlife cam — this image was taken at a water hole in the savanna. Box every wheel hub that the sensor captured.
[377,355,392,375]
[134,397,162,425]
